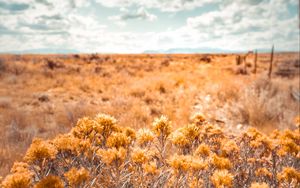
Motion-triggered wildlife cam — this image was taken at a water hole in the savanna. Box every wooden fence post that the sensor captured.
[268,45,274,79]
[253,50,258,74]
[236,55,241,65]
[243,55,247,73]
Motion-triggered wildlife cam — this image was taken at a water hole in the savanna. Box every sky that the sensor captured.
[0,0,299,53]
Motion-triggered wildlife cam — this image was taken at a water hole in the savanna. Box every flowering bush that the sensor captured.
[1,113,299,188]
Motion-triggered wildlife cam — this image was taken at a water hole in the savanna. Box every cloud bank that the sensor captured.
[0,0,298,53]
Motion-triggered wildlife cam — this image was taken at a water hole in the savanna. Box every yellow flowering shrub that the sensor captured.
[152,115,172,139]
[52,134,80,153]
[123,127,136,142]
[64,167,90,187]
[142,162,159,175]
[250,182,269,188]
[24,138,57,164]
[168,154,191,173]
[34,175,64,188]
[131,148,149,164]
[195,143,211,157]
[2,172,32,188]
[97,147,126,165]
[10,162,31,174]
[189,157,208,172]
[255,167,272,179]
[277,167,300,187]
[106,132,130,149]
[211,170,233,188]
[171,131,190,149]
[221,139,240,158]
[191,113,206,126]
[71,117,98,139]
[2,113,300,187]
[136,128,154,147]
[94,113,119,137]
[211,154,232,170]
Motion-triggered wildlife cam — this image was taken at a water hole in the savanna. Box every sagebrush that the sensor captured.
[1,113,300,188]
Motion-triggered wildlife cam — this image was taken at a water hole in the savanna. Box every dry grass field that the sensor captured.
[0,53,299,187]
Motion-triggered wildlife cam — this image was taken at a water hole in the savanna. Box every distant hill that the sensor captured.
[143,47,240,54]
[143,47,296,54]
[0,47,296,54]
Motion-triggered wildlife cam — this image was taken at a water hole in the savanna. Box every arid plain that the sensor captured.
[0,53,299,183]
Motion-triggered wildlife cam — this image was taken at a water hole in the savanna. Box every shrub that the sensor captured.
[1,113,300,187]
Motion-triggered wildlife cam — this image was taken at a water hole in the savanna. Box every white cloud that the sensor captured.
[0,0,96,34]
[0,0,106,52]
[109,7,157,26]
[95,0,220,12]
[183,0,299,50]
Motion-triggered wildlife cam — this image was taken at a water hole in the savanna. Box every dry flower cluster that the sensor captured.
[1,113,299,188]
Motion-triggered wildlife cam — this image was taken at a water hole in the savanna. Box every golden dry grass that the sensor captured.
[0,53,299,182]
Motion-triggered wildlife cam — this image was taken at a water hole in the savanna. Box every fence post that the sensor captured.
[268,45,274,79]
[254,50,258,74]
[244,55,247,73]
[236,55,241,65]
